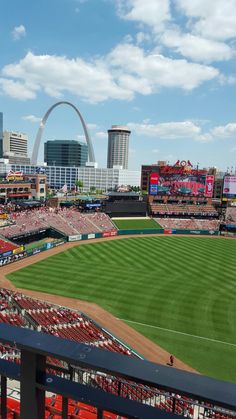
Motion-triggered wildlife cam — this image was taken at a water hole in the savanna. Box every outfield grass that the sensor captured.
[113,218,161,230]
[7,236,236,383]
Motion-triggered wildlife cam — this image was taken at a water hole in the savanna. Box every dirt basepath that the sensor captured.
[1,234,226,373]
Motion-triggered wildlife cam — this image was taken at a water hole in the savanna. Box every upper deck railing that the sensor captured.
[0,323,235,419]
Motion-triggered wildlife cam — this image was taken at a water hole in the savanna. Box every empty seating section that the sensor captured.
[0,288,134,359]
[6,395,124,418]
[0,208,116,239]
[155,218,220,230]
[150,202,218,216]
[0,289,235,418]
[0,238,18,253]
[225,207,236,224]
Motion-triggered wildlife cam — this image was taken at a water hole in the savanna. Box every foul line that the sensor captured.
[118,318,236,348]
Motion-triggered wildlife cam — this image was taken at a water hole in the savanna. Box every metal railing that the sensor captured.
[0,323,235,419]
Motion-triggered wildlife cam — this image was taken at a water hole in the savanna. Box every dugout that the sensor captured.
[103,192,147,217]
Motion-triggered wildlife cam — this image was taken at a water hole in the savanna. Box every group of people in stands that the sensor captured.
[0,207,115,238]
[155,218,220,230]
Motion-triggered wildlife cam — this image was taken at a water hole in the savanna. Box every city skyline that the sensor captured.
[1,0,236,170]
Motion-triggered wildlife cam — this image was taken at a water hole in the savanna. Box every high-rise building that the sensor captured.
[3,131,30,164]
[44,140,88,167]
[107,125,130,170]
[0,113,3,158]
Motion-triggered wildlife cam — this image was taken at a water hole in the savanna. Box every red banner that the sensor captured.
[204,175,214,197]
[102,231,118,238]
[149,172,159,184]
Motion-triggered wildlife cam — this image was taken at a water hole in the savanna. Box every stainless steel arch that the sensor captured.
[31,101,95,165]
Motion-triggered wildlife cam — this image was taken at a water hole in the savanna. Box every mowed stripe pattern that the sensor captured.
[7,236,236,383]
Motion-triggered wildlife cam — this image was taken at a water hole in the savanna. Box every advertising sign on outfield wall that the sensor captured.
[102,231,118,238]
[13,246,24,255]
[87,233,95,239]
[68,235,82,242]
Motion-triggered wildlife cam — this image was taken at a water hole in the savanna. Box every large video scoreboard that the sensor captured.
[149,160,214,197]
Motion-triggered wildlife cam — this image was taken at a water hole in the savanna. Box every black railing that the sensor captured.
[0,323,235,419]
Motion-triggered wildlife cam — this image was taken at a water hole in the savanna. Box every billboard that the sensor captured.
[223,176,236,199]
[102,231,118,238]
[154,161,211,197]
[6,170,24,181]
[149,172,159,195]
[204,175,214,198]
[68,235,82,242]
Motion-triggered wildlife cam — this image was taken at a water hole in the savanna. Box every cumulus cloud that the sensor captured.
[161,30,234,63]
[109,43,218,91]
[176,0,236,41]
[211,123,236,138]
[128,121,202,139]
[127,120,236,143]
[116,0,171,32]
[22,115,41,123]
[0,78,37,100]
[12,25,26,40]
[116,0,236,64]
[0,46,219,102]
[1,52,132,103]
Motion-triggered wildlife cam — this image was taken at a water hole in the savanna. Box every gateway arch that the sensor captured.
[31,101,95,165]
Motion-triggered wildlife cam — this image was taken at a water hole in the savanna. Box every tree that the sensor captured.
[90,186,96,194]
[75,180,83,193]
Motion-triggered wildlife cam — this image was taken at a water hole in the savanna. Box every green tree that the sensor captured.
[75,180,83,193]
[90,186,96,194]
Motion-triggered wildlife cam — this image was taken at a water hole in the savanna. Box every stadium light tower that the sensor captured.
[31,101,95,165]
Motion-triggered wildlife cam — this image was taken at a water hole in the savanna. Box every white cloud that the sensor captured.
[127,120,236,143]
[0,46,219,103]
[161,30,234,63]
[95,131,107,139]
[116,0,171,32]
[1,52,132,103]
[87,123,98,129]
[136,32,151,45]
[152,149,160,153]
[116,1,236,64]
[109,43,219,91]
[12,25,26,41]
[128,120,201,139]
[176,0,236,41]
[211,123,236,138]
[0,78,37,100]
[22,115,41,123]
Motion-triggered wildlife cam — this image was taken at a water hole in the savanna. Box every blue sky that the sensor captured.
[1,0,236,171]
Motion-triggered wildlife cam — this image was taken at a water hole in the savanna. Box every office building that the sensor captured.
[0,113,3,158]
[107,125,130,170]
[0,162,140,192]
[44,140,88,167]
[3,131,30,164]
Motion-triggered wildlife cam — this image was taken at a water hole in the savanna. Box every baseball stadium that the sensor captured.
[0,161,236,418]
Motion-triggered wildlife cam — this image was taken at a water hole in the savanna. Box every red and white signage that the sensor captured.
[102,231,118,238]
[149,172,159,184]
[204,175,214,197]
